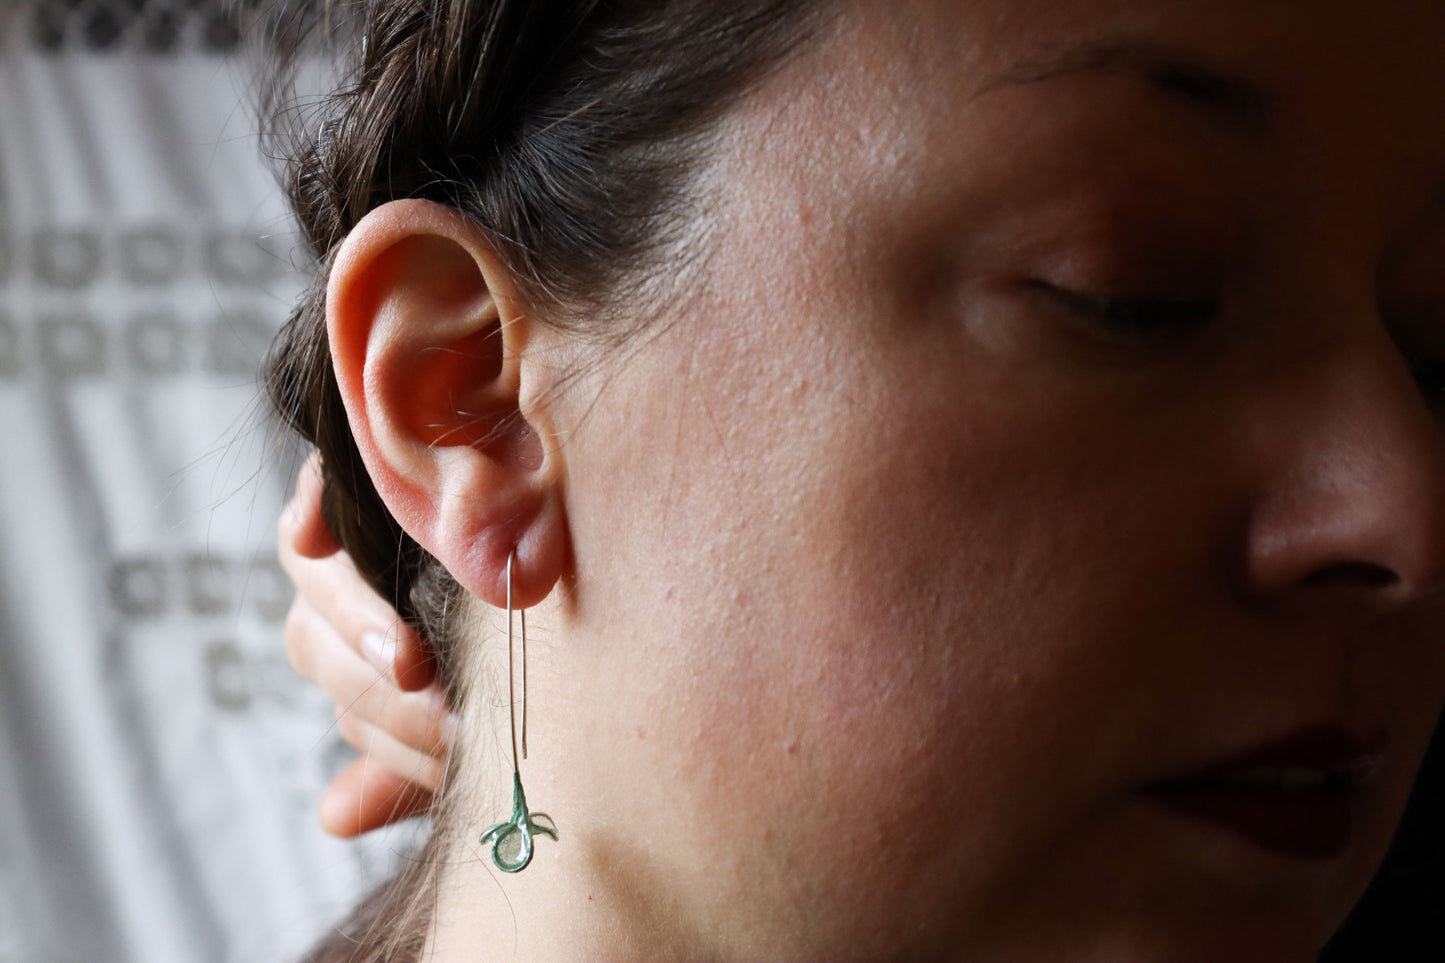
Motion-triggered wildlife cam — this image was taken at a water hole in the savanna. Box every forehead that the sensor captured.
[859,1,1438,140]
[846,0,1445,93]
[720,0,1445,258]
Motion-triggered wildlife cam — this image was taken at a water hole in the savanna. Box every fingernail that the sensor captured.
[361,631,397,674]
[441,711,459,746]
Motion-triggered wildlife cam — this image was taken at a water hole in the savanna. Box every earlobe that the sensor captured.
[327,199,566,609]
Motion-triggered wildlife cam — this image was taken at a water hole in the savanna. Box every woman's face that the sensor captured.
[537,0,1445,958]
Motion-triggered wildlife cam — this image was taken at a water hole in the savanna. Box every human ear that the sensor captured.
[326,198,566,608]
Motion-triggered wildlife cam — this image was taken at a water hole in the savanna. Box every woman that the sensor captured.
[269,0,1445,958]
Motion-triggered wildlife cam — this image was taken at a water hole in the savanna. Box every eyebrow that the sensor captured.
[981,41,1273,136]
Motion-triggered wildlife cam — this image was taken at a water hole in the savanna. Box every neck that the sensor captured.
[420,763,689,962]
[419,607,696,962]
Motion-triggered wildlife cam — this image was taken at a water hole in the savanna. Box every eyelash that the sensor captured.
[1024,282,1445,416]
[1031,281,1218,339]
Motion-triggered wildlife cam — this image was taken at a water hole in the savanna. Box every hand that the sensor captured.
[279,454,454,836]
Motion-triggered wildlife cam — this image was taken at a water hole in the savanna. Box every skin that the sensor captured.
[279,453,450,835]
[316,0,1445,959]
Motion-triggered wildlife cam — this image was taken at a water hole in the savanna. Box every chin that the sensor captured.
[1070,872,1362,963]
[949,803,1378,963]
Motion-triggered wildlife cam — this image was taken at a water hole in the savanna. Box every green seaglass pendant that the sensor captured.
[480,771,559,873]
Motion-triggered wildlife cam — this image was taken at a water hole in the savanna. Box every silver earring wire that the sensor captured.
[507,556,530,760]
[507,551,520,768]
[480,550,557,873]
[521,604,528,759]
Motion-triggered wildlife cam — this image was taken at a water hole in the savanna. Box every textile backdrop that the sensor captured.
[0,3,404,961]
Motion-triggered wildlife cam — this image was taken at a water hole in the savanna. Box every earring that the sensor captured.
[479,550,558,873]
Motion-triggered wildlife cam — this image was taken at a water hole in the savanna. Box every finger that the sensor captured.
[393,626,439,692]
[284,594,363,687]
[334,709,447,791]
[289,599,453,757]
[278,456,439,691]
[318,756,434,837]
[279,452,341,560]
[279,533,423,684]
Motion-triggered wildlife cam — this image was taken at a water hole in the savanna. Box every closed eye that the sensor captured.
[1026,280,1217,342]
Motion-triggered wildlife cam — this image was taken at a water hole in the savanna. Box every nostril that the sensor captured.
[1303,562,1400,591]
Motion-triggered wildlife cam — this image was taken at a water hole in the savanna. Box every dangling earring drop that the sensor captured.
[479,550,558,873]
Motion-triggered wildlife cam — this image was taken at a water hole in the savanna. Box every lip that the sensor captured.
[1143,725,1390,862]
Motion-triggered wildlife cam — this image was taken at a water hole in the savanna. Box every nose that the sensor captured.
[1242,339,1445,616]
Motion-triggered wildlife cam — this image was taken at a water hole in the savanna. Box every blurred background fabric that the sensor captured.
[0,2,401,960]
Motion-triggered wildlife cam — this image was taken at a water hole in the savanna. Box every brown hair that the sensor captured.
[260,0,821,957]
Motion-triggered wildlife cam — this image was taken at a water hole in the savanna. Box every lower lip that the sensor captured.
[1145,784,1353,861]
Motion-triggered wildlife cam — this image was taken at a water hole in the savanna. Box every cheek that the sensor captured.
[766,378,1142,846]
[553,322,1114,942]
[554,230,1340,953]
[630,331,1219,938]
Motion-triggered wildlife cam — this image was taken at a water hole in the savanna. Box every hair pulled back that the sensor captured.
[261,0,819,957]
